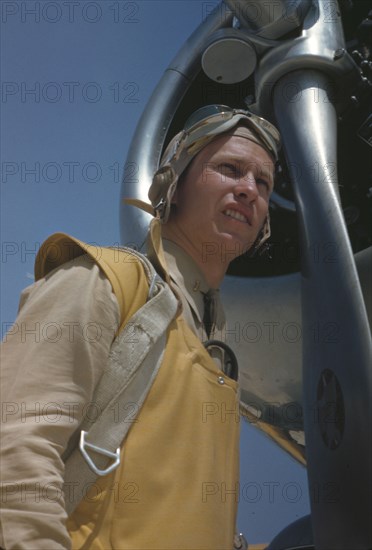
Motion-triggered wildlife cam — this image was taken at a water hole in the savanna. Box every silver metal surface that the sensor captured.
[274,70,372,548]
[254,0,360,117]
[120,4,234,249]
[201,29,257,84]
[270,190,296,213]
[223,248,371,418]
[120,0,372,544]
[233,531,248,550]
[224,0,311,39]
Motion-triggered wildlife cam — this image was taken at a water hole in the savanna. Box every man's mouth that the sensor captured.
[223,208,249,224]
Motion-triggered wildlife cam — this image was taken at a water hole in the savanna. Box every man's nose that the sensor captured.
[233,172,259,202]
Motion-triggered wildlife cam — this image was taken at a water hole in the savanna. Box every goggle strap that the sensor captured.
[123,198,155,217]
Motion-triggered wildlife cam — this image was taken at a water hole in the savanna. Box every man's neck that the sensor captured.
[161,228,227,289]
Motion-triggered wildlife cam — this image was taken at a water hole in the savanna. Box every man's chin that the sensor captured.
[214,233,252,261]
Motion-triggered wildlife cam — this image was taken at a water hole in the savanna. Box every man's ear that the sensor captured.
[171,168,188,204]
[171,187,178,205]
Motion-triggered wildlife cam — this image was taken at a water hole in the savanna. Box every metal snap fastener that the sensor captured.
[217,376,225,385]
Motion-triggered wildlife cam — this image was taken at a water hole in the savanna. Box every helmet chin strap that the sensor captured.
[246,213,271,258]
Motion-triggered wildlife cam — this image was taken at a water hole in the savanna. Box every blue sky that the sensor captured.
[1,0,309,543]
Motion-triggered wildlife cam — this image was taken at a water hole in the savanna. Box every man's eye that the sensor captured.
[257,178,270,190]
[219,163,240,176]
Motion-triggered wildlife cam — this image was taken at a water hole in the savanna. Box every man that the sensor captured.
[0,105,280,549]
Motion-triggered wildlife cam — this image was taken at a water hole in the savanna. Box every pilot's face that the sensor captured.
[166,134,274,263]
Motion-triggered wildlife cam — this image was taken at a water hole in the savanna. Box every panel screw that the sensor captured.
[334,48,345,60]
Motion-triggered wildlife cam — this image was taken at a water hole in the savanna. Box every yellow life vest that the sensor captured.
[36,232,241,549]
[35,232,151,335]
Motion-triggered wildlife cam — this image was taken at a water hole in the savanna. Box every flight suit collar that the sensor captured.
[145,218,225,340]
[162,238,225,338]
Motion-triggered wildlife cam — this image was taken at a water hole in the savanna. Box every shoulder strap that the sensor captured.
[35,233,179,516]
[64,269,178,515]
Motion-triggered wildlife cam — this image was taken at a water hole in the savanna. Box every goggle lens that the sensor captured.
[182,104,280,159]
[184,105,233,132]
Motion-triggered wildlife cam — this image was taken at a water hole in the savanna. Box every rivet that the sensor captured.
[217,376,225,385]
[333,48,345,60]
